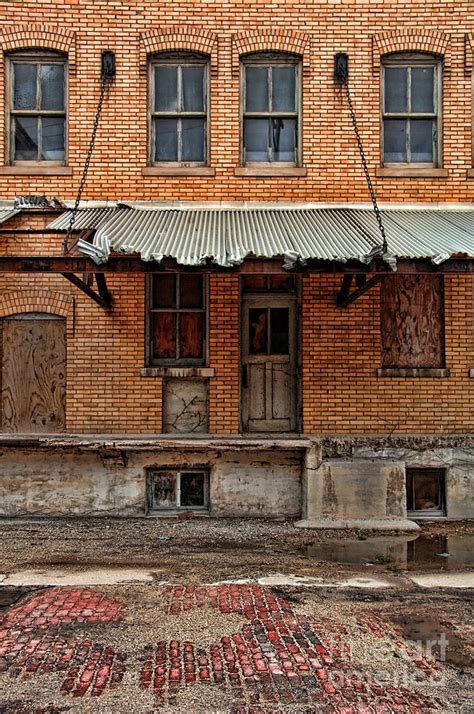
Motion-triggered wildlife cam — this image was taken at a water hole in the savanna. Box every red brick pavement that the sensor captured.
[0,584,445,711]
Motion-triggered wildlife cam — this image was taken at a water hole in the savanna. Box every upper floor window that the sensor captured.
[150,53,209,165]
[7,51,67,165]
[242,53,300,165]
[382,54,441,167]
[147,273,207,366]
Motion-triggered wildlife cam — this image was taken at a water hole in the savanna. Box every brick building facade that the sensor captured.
[0,0,472,525]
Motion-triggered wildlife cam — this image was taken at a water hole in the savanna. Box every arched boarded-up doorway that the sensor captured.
[1,313,66,433]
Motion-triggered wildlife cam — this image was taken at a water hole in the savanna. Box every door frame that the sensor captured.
[239,280,302,434]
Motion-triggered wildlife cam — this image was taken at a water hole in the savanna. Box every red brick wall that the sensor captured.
[0,2,472,202]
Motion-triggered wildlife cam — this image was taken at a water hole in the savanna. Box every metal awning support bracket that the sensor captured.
[61,272,112,309]
[336,274,384,308]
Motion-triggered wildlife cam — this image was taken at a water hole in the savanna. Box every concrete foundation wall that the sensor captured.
[0,446,302,518]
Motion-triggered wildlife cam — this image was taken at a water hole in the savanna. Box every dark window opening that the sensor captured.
[241,274,296,292]
[406,468,446,518]
[148,273,206,366]
[146,469,209,513]
[249,306,290,355]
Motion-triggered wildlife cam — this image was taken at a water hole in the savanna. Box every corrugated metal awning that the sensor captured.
[47,205,474,267]
[0,207,21,224]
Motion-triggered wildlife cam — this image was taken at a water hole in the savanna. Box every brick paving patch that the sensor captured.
[0,584,446,711]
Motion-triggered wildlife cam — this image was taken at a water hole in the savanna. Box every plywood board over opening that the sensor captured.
[1,313,66,433]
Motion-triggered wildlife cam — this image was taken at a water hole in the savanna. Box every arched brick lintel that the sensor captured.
[372,30,451,73]
[140,27,219,72]
[0,290,73,319]
[232,30,310,73]
[0,26,77,69]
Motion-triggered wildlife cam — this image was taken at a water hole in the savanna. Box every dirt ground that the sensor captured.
[0,518,472,712]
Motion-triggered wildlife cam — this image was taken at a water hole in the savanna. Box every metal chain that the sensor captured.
[342,75,388,253]
[65,73,112,242]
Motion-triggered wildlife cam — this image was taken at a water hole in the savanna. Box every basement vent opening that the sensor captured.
[406,467,446,519]
[146,469,209,514]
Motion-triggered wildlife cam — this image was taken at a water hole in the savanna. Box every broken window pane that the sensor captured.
[180,274,203,309]
[154,65,178,112]
[40,64,65,111]
[270,308,289,353]
[244,119,268,162]
[13,63,36,109]
[152,313,176,359]
[249,308,268,354]
[272,118,296,162]
[179,312,204,359]
[152,274,176,308]
[180,472,206,507]
[14,116,38,161]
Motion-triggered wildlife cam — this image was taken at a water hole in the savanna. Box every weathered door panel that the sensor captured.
[1,316,66,433]
[242,296,297,432]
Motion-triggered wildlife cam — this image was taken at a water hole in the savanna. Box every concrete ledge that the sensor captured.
[294,518,421,532]
[377,368,450,378]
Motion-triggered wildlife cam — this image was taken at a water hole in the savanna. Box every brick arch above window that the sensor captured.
[0,26,77,70]
[0,290,73,319]
[372,30,451,73]
[140,28,218,73]
[232,30,309,73]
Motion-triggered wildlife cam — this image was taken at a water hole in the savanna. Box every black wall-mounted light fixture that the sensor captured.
[101,51,116,80]
[334,53,349,82]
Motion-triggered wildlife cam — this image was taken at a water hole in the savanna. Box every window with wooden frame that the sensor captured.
[149,53,209,165]
[241,53,301,166]
[7,51,67,165]
[382,53,441,167]
[381,275,445,368]
[147,274,207,366]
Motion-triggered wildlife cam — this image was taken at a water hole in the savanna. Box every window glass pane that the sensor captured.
[40,64,64,111]
[182,66,204,112]
[154,65,178,112]
[151,472,177,508]
[270,274,295,290]
[272,66,296,112]
[14,116,38,161]
[40,117,65,161]
[180,472,206,507]
[180,274,203,309]
[152,313,176,359]
[182,118,205,162]
[152,274,176,308]
[384,67,408,112]
[413,472,441,510]
[13,63,37,109]
[154,118,178,161]
[383,119,407,162]
[411,67,434,113]
[272,118,296,162]
[270,308,289,354]
[242,275,268,290]
[410,119,434,162]
[249,308,268,355]
[244,119,268,162]
[179,313,204,359]
[245,66,268,112]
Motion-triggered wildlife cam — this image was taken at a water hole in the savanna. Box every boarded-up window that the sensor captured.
[148,274,206,366]
[381,275,445,368]
[1,314,66,432]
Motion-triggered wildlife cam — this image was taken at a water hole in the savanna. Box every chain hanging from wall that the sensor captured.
[334,53,391,261]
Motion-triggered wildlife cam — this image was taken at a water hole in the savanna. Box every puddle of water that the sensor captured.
[306,534,474,571]
[0,587,32,610]
[392,614,473,668]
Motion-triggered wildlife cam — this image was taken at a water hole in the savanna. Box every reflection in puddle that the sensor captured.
[307,535,474,570]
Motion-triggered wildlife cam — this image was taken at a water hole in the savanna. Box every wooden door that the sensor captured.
[242,295,297,432]
[1,314,66,433]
